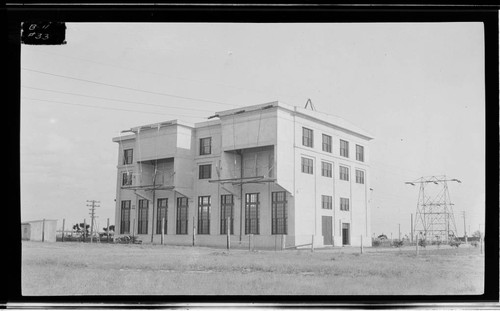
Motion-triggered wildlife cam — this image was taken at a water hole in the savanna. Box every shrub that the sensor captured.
[392,240,404,248]
[418,239,427,248]
[449,239,461,248]
[372,239,381,247]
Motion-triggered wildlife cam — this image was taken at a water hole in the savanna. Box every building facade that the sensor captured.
[113,101,373,248]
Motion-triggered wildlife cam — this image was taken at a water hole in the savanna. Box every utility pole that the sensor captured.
[87,200,100,243]
[462,211,467,244]
[410,214,413,243]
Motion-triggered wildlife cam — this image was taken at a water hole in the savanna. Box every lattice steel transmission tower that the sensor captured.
[405,176,461,242]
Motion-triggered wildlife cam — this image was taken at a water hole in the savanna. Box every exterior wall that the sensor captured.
[21,220,57,242]
[290,111,372,247]
[113,102,372,248]
[220,108,277,151]
[135,126,177,162]
[275,109,295,194]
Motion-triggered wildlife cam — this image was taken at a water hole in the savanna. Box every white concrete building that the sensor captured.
[112,101,373,248]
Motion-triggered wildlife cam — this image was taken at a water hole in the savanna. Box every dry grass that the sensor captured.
[21,241,484,295]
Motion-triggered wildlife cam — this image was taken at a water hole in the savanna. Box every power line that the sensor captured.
[22,67,241,108]
[22,97,206,119]
[23,49,308,103]
[22,85,215,113]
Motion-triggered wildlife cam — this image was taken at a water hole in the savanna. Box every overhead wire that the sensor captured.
[22,85,215,113]
[23,49,307,104]
[21,97,206,120]
[22,67,241,108]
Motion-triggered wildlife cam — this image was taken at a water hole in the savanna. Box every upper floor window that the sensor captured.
[200,137,212,155]
[199,164,212,179]
[356,145,364,162]
[321,161,332,178]
[301,157,314,174]
[339,165,349,181]
[340,140,349,158]
[122,172,132,186]
[355,169,365,184]
[340,198,350,211]
[123,149,133,165]
[302,127,314,148]
[322,134,332,153]
[322,195,333,210]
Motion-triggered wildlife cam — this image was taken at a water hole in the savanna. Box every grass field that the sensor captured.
[21,241,484,295]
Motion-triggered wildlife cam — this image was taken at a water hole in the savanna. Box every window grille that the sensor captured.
[245,193,260,234]
[272,192,287,234]
[197,196,211,235]
[220,195,234,235]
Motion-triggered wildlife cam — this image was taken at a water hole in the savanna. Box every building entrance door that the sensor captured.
[322,216,333,245]
[342,223,350,245]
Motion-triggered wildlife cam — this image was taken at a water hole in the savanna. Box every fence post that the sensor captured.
[161,217,165,245]
[62,219,65,242]
[416,235,419,256]
[311,235,314,252]
[42,218,45,242]
[107,218,110,243]
[281,234,286,251]
[132,218,135,239]
[480,234,483,254]
[227,217,231,250]
[360,235,363,254]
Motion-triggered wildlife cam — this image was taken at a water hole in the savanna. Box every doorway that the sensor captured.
[342,223,350,245]
[322,216,333,245]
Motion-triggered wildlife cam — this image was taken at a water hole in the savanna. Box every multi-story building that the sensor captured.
[112,101,373,248]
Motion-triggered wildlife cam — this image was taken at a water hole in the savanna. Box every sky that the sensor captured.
[20,22,485,237]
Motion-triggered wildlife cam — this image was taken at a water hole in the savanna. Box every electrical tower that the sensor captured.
[87,200,100,243]
[405,176,461,242]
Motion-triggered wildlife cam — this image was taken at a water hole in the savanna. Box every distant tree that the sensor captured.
[472,230,482,238]
[73,223,90,236]
[102,225,115,232]
[378,234,388,240]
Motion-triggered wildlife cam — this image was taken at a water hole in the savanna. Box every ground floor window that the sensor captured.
[245,193,260,234]
[220,194,234,235]
[176,197,188,234]
[271,191,287,234]
[138,199,149,234]
[156,198,168,234]
[197,196,211,234]
[120,200,131,234]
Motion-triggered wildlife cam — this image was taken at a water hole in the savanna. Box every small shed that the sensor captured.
[21,219,58,242]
